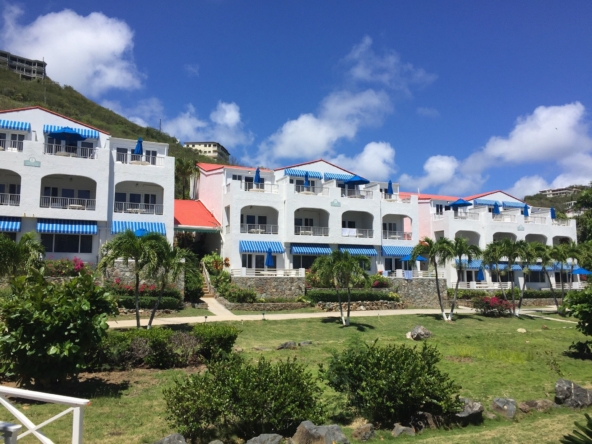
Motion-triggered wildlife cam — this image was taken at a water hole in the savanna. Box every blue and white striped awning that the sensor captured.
[239,241,285,254]
[111,221,166,235]
[37,219,97,235]
[502,201,527,209]
[0,216,21,232]
[43,125,99,139]
[0,120,30,132]
[491,263,523,271]
[527,264,555,272]
[339,245,378,256]
[472,199,501,207]
[455,259,483,270]
[283,169,323,179]
[381,246,413,257]
[324,172,354,181]
[291,243,332,255]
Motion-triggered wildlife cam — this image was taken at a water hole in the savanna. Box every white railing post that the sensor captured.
[72,406,83,444]
[0,422,21,444]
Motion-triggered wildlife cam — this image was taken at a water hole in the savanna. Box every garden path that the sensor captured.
[203,297,235,317]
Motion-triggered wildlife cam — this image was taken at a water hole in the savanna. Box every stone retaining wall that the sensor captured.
[216,296,310,311]
[455,297,562,308]
[316,300,405,311]
[390,277,448,309]
[231,276,305,298]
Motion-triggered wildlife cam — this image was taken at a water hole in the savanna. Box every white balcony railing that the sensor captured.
[40,197,96,211]
[240,224,279,234]
[294,185,329,195]
[450,281,512,290]
[552,219,570,226]
[525,216,547,225]
[114,202,164,215]
[454,212,480,221]
[0,140,23,152]
[382,193,411,203]
[240,182,279,194]
[342,189,373,199]
[382,230,412,240]
[341,228,373,238]
[553,281,587,290]
[116,152,165,166]
[0,193,20,206]
[294,226,329,236]
[492,214,517,223]
[44,143,97,159]
[432,213,444,221]
[230,268,305,277]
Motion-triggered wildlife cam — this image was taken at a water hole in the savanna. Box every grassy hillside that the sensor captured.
[524,189,587,213]
[0,68,217,164]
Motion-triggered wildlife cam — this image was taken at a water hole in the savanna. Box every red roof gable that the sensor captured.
[399,192,460,201]
[174,200,220,228]
[197,162,272,172]
[463,190,525,203]
[274,158,356,175]
[0,106,110,134]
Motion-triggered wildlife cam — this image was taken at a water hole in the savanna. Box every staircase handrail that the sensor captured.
[202,261,213,295]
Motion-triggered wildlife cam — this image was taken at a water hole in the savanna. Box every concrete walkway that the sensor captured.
[202,297,235,317]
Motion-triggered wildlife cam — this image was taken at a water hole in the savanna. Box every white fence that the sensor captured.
[39,197,96,211]
[341,228,373,238]
[44,144,97,159]
[450,281,512,290]
[0,194,20,206]
[492,214,517,222]
[240,224,279,234]
[115,152,164,166]
[0,140,23,152]
[294,226,329,236]
[525,216,547,225]
[382,230,412,240]
[230,268,305,277]
[239,182,279,194]
[114,202,164,215]
[294,185,329,195]
[0,386,89,444]
[454,212,480,221]
[342,189,373,199]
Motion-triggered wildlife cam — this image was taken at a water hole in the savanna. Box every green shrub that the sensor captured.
[105,280,182,299]
[221,284,257,303]
[368,273,390,288]
[563,287,592,337]
[184,258,204,302]
[163,355,324,442]
[0,272,117,387]
[307,289,399,303]
[560,413,592,444]
[472,296,514,317]
[44,257,93,277]
[116,296,182,310]
[211,270,231,288]
[447,288,557,300]
[321,341,462,425]
[192,323,240,359]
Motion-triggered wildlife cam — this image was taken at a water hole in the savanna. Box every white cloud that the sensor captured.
[506,175,550,199]
[344,36,437,94]
[399,155,461,192]
[329,141,397,181]
[184,64,200,77]
[102,98,164,127]
[1,5,143,97]
[416,107,440,118]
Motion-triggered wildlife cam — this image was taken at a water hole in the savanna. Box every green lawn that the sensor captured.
[109,307,212,321]
[7,314,592,443]
[231,306,323,315]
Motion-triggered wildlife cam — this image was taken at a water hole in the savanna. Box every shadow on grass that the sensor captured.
[56,377,131,399]
[415,313,483,322]
[320,317,376,332]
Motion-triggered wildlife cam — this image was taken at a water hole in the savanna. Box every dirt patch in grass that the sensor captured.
[445,356,473,363]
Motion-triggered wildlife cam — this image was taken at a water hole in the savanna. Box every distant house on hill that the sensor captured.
[0,50,46,81]
[183,141,229,162]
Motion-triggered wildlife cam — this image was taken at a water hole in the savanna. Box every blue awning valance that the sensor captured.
[339,245,378,256]
[455,259,483,270]
[527,264,554,272]
[291,243,332,255]
[283,169,323,179]
[473,199,501,207]
[491,263,522,271]
[381,246,413,257]
[324,172,354,181]
[111,221,166,235]
[37,219,97,235]
[0,216,21,232]
[502,201,527,209]
[0,120,30,132]
[43,125,99,139]
[239,240,285,254]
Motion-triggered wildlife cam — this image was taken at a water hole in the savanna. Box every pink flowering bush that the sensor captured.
[44,257,93,277]
[369,274,390,288]
[104,279,182,299]
[473,296,514,317]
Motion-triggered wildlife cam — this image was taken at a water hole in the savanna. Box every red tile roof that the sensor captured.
[174,200,220,228]
[197,162,272,172]
[463,190,525,203]
[400,192,460,201]
[0,106,110,134]
[274,158,356,175]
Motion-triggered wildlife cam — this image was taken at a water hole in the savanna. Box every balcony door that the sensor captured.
[383,222,397,232]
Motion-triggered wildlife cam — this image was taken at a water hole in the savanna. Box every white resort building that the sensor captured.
[0,107,175,264]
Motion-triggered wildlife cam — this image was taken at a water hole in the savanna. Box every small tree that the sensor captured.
[483,241,508,300]
[516,241,538,316]
[176,158,198,199]
[449,237,481,319]
[534,242,560,309]
[551,243,570,301]
[0,232,44,280]
[500,238,521,315]
[99,230,162,328]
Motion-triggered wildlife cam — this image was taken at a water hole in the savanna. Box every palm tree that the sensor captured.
[483,241,508,300]
[534,243,559,310]
[449,237,482,320]
[99,230,163,328]
[0,233,44,280]
[516,241,538,316]
[499,238,522,315]
[563,241,582,290]
[310,254,345,324]
[551,243,569,301]
[176,158,198,199]
[411,237,453,321]
[144,237,187,329]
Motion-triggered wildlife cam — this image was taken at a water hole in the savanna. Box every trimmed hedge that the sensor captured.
[447,288,560,300]
[116,296,183,310]
[193,324,241,359]
[307,289,399,303]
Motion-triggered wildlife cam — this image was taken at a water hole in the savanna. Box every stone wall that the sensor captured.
[390,277,448,309]
[216,296,310,311]
[316,300,405,311]
[231,277,306,298]
[457,298,562,308]
[102,260,185,293]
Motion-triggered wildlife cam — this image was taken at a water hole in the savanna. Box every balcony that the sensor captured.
[294,185,329,196]
[294,226,329,236]
[492,214,516,223]
[44,144,97,159]
[240,224,279,234]
[238,182,278,194]
[0,140,23,152]
[0,194,20,206]
[342,189,373,199]
[382,193,411,203]
[40,197,96,211]
[341,228,373,238]
[525,216,547,225]
[432,213,444,221]
[382,230,412,240]
[552,219,570,226]
[454,212,480,221]
[116,152,164,166]
[114,202,164,215]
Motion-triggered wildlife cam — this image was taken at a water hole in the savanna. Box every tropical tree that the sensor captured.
[563,241,582,290]
[499,238,522,315]
[99,230,163,328]
[516,241,538,316]
[0,233,44,280]
[534,243,560,310]
[551,243,570,301]
[449,237,482,320]
[176,158,198,199]
[483,241,508,300]
[411,237,453,321]
[144,237,188,329]
[310,254,345,323]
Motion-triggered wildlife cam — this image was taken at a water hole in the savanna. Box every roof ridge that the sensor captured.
[0,106,110,134]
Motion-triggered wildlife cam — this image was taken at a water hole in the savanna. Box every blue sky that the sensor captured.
[4,1,592,197]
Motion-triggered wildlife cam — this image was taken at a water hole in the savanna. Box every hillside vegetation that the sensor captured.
[524,188,588,213]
